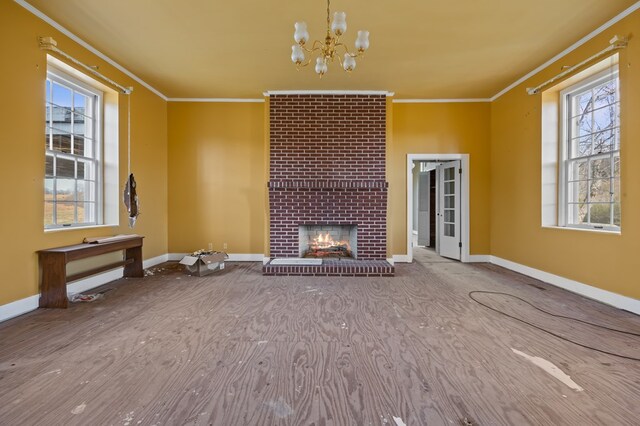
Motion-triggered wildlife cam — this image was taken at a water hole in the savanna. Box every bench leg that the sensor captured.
[39,253,68,309]
[124,246,144,278]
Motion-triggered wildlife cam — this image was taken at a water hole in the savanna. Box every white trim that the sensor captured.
[168,253,264,262]
[14,0,168,101]
[393,99,491,103]
[263,257,271,265]
[392,255,412,263]
[491,1,640,101]
[0,295,40,323]
[407,154,470,263]
[168,98,265,103]
[227,253,264,262]
[490,256,640,315]
[0,254,169,323]
[467,255,491,263]
[264,90,394,96]
[386,257,395,266]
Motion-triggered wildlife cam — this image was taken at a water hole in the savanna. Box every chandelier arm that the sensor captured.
[334,42,356,57]
[301,40,323,54]
[296,57,315,69]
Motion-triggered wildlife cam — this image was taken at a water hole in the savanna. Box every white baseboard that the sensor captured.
[0,253,169,323]
[490,256,640,315]
[168,253,264,262]
[393,255,412,263]
[386,258,394,266]
[0,295,40,323]
[467,255,491,263]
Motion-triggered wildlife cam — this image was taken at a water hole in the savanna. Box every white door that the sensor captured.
[437,161,461,260]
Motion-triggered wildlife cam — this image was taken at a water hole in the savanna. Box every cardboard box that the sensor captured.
[179,252,228,276]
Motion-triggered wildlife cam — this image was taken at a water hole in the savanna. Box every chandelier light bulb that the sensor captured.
[332,12,347,36]
[315,57,328,76]
[294,22,309,45]
[355,30,370,52]
[291,45,305,64]
[343,54,356,71]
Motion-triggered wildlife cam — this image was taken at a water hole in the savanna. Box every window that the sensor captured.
[45,68,102,229]
[559,69,620,231]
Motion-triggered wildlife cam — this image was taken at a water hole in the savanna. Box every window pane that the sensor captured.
[56,178,76,200]
[613,156,620,177]
[593,106,615,137]
[568,203,588,225]
[613,202,621,227]
[568,160,588,181]
[77,160,95,180]
[444,167,454,180]
[52,133,72,154]
[52,82,72,107]
[593,82,616,109]
[77,181,96,202]
[73,136,85,156]
[46,80,51,103]
[56,202,75,224]
[591,158,611,179]
[44,201,54,226]
[572,115,592,139]
[74,93,90,116]
[444,209,455,223]
[45,155,54,176]
[571,136,591,157]
[73,112,86,137]
[78,202,96,223]
[444,195,454,208]
[573,91,592,116]
[593,129,616,154]
[444,224,454,237]
[445,181,455,195]
[45,178,54,201]
[568,180,588,204]
[56,157,75,178]
[50,105,72,128]
[588,179,611,203]
[589,203,611,225]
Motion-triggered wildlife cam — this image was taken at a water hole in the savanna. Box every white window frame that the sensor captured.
[558,68,620,232]
[45,66,103,230]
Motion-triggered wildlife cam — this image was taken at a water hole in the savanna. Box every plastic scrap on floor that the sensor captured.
[69,293,103,303]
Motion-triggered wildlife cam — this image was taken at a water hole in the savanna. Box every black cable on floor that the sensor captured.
[468,290,640,362]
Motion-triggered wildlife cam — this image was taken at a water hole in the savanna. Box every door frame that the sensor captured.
[406,154,470,262]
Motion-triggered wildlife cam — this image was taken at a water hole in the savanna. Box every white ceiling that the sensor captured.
[23,0,639,99]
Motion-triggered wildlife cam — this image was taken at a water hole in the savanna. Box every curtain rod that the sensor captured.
[526,35,627,95]
[39,36,133,95]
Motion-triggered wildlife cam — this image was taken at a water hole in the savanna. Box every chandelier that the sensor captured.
[290,0,370,77]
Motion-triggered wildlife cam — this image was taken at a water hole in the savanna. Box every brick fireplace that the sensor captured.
[263,93,393,276]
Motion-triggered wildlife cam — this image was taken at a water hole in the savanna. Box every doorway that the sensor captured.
[407,154,470,263]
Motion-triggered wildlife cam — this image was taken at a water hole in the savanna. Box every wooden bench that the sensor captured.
[37,236,144,309]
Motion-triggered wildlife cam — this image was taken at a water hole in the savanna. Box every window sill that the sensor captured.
[44,224,118,234]
[542,225,620,235]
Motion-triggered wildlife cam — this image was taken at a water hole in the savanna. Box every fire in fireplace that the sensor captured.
[299,225,357,259]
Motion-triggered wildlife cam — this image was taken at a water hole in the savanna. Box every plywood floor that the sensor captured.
[1,250,639,425]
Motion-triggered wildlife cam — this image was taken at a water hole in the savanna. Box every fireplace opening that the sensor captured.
[299,225,357,259]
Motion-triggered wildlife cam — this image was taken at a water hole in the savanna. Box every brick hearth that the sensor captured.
[266,94,393,276]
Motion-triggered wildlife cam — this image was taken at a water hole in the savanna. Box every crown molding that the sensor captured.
[491,0,640,101]
[14,0,168,101]
[393,98,491,103]
[264,90,394,96]
[168,98,265,103]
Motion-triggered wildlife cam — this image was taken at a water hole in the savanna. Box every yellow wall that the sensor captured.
[390,103,492,255]
[0,2,168,306]
[167,102,265,254]
[490,11,640,299]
